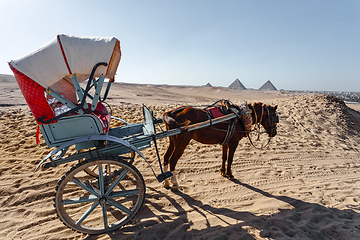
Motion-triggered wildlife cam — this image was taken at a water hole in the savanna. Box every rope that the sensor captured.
[57,35,72,74]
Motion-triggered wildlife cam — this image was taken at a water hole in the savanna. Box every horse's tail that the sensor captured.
[162,112,179,129]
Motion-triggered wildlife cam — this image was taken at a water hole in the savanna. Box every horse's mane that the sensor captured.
[162,111,179,128]
[248,102,263,108]
[248,102,274,109]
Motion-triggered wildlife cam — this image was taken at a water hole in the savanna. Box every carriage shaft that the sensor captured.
[154,113,237,140]
[42,113,237,169]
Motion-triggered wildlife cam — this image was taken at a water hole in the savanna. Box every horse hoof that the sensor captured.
[220,170,233,179]
[172,183,179,189]
[227,174,234,180]
[171,187,180,192]
[163,181,171,189]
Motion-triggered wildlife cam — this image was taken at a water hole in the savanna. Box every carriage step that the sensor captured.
[156,171,173,182]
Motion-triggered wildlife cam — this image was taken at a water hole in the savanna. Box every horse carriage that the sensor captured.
[9,34,278,234]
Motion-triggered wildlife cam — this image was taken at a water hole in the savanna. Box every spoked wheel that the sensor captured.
[80,152,136,178]
[247,123,271,150]
[54,157,145,234]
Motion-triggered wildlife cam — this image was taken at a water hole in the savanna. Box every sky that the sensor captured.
[1,0,359,92]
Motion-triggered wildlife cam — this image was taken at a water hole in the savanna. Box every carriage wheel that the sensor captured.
[247,123,271,150]
[54,157,145,234]
[80,152,136,178]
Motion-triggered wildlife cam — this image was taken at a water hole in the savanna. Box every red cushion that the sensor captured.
[208,106,225,119]
[88,102,111,133]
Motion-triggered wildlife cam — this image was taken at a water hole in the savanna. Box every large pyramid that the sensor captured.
[228,78,246,90]
[259,80,277,90]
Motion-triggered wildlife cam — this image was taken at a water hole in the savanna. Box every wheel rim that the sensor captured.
[54,157,145,234]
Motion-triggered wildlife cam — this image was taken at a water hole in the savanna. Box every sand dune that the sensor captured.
[1,80,360,239]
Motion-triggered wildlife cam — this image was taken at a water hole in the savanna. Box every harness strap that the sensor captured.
[204,108,213,126]
[253,104,258,125]
[204,101,245,145]
[204,105,237,145]
[221,118,237,145]
[251,103,263,133]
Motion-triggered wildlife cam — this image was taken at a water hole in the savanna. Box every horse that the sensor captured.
[161,101,278,189]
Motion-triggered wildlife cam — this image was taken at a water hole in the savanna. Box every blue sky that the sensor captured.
[1,0,359,91]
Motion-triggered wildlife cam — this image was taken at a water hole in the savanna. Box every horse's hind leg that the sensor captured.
[220,144,228,177]
[163,136,175,189]
[164,136,174,167]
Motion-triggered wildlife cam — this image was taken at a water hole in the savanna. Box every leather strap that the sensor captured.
[221,118,237,145]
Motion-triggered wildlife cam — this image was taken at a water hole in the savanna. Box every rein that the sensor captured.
[246,105,276,150]
[246,106,271,150]
[251,104,264,140]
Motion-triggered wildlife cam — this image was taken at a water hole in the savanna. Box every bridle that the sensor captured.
[247,104,278,150]
[264,106,279,136]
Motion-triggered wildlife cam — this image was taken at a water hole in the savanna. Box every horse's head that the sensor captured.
[264,104,279,137]
[249,102,279,137]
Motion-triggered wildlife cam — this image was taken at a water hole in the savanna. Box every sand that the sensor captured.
[1,80,360,239]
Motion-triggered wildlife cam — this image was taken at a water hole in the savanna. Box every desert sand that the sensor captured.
[1,79,360,239]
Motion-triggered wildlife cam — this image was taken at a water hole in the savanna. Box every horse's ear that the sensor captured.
[273,105,278,111]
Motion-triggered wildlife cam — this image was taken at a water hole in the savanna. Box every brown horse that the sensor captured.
[162,102,278,189]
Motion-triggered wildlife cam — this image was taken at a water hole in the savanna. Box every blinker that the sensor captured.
[273,114,279,123]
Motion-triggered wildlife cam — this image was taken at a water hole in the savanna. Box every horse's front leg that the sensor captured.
[220,144,228,177]
[225,141,238,180]
[165,134,192,190]
[163,160,181,190]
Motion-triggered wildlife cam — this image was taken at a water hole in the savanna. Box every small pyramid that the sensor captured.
[259,80,277,90]
[204,82,212,87]
[228,78,246,90]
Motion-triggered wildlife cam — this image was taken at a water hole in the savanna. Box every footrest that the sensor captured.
[156,171,173,182]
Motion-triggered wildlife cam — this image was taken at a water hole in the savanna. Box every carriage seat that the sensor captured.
[45,78,111,134]
[42,78,111,146]
[10,65,111,147]
[40,101,110,147]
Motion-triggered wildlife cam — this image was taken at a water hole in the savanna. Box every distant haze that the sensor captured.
[1,1,359,91]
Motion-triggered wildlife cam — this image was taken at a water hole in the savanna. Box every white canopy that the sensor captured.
[10,34,121,88]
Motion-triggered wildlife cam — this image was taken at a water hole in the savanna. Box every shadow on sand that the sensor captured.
[87,180,360,240]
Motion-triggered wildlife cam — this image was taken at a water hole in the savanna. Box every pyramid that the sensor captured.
[259,80,277,90]
[228,78,246,90]
[204,82,212,87]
